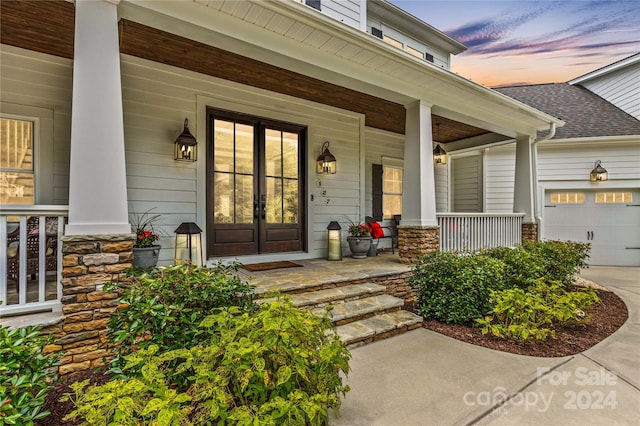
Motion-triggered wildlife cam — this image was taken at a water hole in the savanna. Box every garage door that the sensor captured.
[542,190,640,266]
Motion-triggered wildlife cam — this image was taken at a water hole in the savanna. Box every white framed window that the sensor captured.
[1,117,35,205]
[407,46,423,59]
[383,166,403,219]
[383,34,403,49]
[596,192,633,204]
[550,193,585,204]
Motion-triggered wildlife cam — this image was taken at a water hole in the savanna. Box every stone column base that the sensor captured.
[522,222,539,243]
[42,234,133,376]
[397,226,439,264]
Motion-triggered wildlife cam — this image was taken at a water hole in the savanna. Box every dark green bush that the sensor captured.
[409,251,506,325]
[64,298,351,425]
[104,262,256,379]
[520,241,590,285]
[477,278,600,341]
[481,246,544,289]
[0,325,61,425]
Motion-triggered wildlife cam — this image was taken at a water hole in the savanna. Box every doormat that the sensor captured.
[241,261,303,272]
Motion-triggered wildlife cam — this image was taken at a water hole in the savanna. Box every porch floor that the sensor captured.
[2,275,58,306]
[236,252,410,295]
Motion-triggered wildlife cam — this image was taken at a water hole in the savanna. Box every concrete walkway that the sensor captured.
[331,267,640,426]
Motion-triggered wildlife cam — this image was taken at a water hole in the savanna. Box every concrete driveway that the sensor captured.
[331,267,640,426]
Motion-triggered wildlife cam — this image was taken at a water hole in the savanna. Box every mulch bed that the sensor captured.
[408,288,628,357]
[38,287,628,424]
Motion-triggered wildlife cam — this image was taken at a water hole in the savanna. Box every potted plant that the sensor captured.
[130,209,161,268]
[346,221,372,259]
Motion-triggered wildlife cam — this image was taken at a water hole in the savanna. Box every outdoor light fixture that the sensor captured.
[174,118,197,162]
[589,160,608,182]
[174,222,203,266]
[316,141,337,174]
[433,144,447,164]
[327,220,342,261]
[433,123,447,164]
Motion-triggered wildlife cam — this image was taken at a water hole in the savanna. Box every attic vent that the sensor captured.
[305,0,321,11]
[425,53,434,63]
[371,27,383,39]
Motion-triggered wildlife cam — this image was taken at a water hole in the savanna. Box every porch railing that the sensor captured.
[0,205,68,316]
[437,213,525,252]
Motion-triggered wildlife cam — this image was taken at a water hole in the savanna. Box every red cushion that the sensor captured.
[367,222,385,239]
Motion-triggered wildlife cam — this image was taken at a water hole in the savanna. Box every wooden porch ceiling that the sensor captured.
[0,0,490,143]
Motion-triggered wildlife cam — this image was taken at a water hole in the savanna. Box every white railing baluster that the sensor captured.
[0,206,68,317]
[437,213,526,253]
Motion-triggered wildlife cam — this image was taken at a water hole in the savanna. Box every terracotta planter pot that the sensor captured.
[347,236,372,259]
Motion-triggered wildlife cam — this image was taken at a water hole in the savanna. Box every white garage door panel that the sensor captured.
[543,190,640,266]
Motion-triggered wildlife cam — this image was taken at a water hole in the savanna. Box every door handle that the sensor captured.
[261,194,266,219]
[591,231,594,240]
[253,195,259,219]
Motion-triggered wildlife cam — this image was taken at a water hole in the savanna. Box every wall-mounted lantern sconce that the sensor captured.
[433,144,447,164]
[174,118,197,162]
[316,141,337,174]
[327,220,342,261]
[174,222,203,266]
[589,160,608,182]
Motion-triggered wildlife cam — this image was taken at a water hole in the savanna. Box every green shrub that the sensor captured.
[104,262,256,379]
[0,325,61,425]
[410,251,506,325]
[481,246,544,289]
[63,298,351,425]
[477,279,600,341]
[520,240,590,285]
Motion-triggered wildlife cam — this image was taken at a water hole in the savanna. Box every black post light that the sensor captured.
[174,222,203,265]
[327,220,342,261]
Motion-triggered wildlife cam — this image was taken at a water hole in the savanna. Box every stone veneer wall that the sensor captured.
[368,271,416,303]
[521,222,539,243]
[397,226,440,264]
[42,234,133,376]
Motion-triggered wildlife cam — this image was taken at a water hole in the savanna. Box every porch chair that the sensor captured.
[6,217,59,291]
[365,216,395,254]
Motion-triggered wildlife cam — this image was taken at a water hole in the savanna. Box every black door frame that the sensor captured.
[206,107,307,258]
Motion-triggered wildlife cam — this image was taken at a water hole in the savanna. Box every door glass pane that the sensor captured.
[235,174,254,224]
[214,172,233,223]
[283,179,298,223]
[213,120,234,172]
[1,118,34,205]
[236,124,254,174]
[266,177,282,224]
[282,132,298,179]
[265,129,282,177]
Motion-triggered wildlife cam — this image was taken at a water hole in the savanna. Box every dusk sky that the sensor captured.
[389,0,640,87]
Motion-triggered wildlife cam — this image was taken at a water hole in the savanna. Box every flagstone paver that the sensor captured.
[242,253,422,346]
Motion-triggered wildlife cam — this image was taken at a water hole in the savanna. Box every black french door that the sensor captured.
[206,108,306,257]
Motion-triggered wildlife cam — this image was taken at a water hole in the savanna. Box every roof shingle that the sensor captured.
[495,83,640,139]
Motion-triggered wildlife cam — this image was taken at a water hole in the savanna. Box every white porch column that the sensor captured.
[66,0,129,235]
[401,100,438,226]
[513,134,535,222]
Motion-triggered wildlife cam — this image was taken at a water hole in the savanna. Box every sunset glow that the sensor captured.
[390,0,640,87]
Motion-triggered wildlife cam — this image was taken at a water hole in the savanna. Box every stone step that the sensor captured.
[335,310,423,347]
[290,283,386,308]
[311,294,403,326]
[256,283,385,307]
[253,278,364,297]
